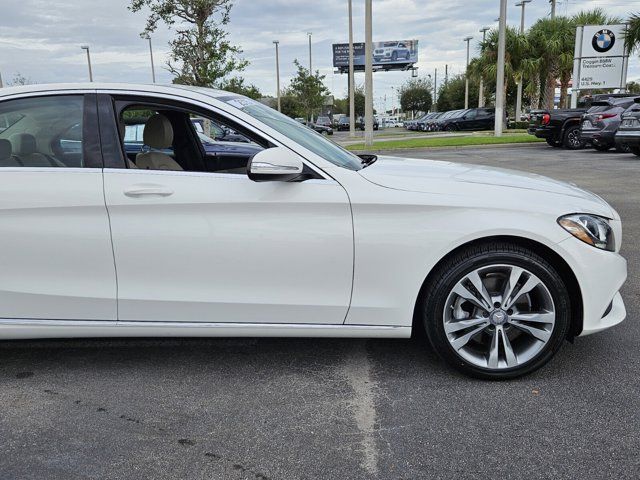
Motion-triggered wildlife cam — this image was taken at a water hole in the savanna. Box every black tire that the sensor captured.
[630,146,640,157]
[615,143,631,153]
[444,124,457,132]
[421,242,570,380]
[593,143,611,152]
[546,138,561,148]
[562,125,584,150]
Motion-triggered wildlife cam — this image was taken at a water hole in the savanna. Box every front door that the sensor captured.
[101,98,354,324]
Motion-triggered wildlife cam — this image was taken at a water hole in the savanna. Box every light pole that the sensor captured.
[463,36,473,109]
[495,0,507,137]
[364,0,374,147]
[0,72,3,88]
[515,0,531,122]
[348,0,356,137]
[144,35,156,83]
[273,41,281,112]
[80,45,93,82]
[434,68,438,111]
[307,32,313,74]
[550,0,556,19]
[478,27,490,107]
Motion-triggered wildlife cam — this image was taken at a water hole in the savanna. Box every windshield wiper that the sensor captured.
[358,154,378,167]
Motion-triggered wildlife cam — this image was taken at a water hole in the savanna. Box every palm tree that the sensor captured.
[476,26,529,111]
[527,17,574,109]
[625,13,640,55]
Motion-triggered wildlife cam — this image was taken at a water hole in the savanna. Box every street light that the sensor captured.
[273,40,281,112]
[463,36,473,109]
[364,0,374,147]
[347,0,356,137]
[144,34,156,83]
[478,27,490,107]
[495,0,508,137]
[515,0,532,122]
[307,32,313,74]
[80,45,93,82]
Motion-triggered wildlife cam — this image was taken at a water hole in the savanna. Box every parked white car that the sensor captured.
[0,84,627,378]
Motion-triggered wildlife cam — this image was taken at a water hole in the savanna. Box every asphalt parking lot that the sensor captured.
[1,144,638,480]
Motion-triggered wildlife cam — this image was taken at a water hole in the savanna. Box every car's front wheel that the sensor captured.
[422,242,570,379]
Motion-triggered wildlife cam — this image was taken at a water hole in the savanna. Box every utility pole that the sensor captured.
[348,0,356,137]
[364,0,374,147]
[0,72,3,88]
[515,0,531,123]
[495,0,507,137]
[478,27,490,107]
[550,0,556,19]
[145,35,156,83]
[273,41,281,112]
[463,36,473,109]
[80,45,93,82]
[445,64,448,85]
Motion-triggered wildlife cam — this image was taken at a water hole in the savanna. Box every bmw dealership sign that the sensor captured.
[571,24,629,100]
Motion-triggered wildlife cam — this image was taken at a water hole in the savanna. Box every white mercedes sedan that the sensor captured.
[0,84,627,379]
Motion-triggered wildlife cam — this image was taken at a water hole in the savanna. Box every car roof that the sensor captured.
[0,82,233,101]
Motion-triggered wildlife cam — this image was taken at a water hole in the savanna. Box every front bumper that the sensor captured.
[554,233,627,336]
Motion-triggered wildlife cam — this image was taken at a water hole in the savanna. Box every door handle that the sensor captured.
[124,184,174,197]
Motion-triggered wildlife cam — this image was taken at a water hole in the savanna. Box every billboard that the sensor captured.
[571,24,629,99]
[333,40,418,72]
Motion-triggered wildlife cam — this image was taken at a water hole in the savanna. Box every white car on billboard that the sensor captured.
[374,41,411,62]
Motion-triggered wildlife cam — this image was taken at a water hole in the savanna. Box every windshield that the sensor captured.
[221,96,362,171]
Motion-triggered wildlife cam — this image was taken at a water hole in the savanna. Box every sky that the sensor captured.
[0,0,638,112]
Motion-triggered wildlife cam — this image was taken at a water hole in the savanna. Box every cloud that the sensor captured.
[0,0,637,110]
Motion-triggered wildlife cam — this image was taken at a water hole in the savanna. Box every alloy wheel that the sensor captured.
[443,264,556,370]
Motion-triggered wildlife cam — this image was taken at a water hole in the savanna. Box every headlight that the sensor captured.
[558,214,615,251]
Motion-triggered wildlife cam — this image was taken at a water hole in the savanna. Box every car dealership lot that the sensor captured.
[1,144,638,480]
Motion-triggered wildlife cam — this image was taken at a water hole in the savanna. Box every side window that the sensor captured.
[116,103,264,174]
[465,110,477,119]
[0,95,84,167]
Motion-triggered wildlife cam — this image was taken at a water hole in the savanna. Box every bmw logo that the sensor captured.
[592,29,615,53]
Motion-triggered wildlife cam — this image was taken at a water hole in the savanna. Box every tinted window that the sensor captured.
[0,95,84,167]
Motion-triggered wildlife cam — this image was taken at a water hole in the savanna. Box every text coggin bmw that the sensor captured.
[0,84,627,379]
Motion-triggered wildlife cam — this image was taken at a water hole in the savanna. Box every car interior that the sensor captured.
[0,96,84,168]
[117,103,267,174]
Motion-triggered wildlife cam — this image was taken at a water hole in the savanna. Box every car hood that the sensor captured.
[357,155,616,218]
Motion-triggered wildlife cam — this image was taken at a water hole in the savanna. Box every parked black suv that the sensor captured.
[580,96,640,151]
[337,117,351,131]
[614,98,640,157]
[438,108,496,131]
[356,117,379,131]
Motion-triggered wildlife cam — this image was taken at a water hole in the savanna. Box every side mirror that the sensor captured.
[248,147,304,182]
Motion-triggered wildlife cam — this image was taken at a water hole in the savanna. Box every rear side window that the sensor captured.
[0,96,85,168]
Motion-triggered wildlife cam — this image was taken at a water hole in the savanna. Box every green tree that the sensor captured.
[625,12,640,55]
[7,73,34,86]
[627,80,640,93]
[398,77,433,116]
[332,85,365,117]
[437,74,479,111]
[287,60,330,121]
[218,77,262,99]
[129,0,248,88]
